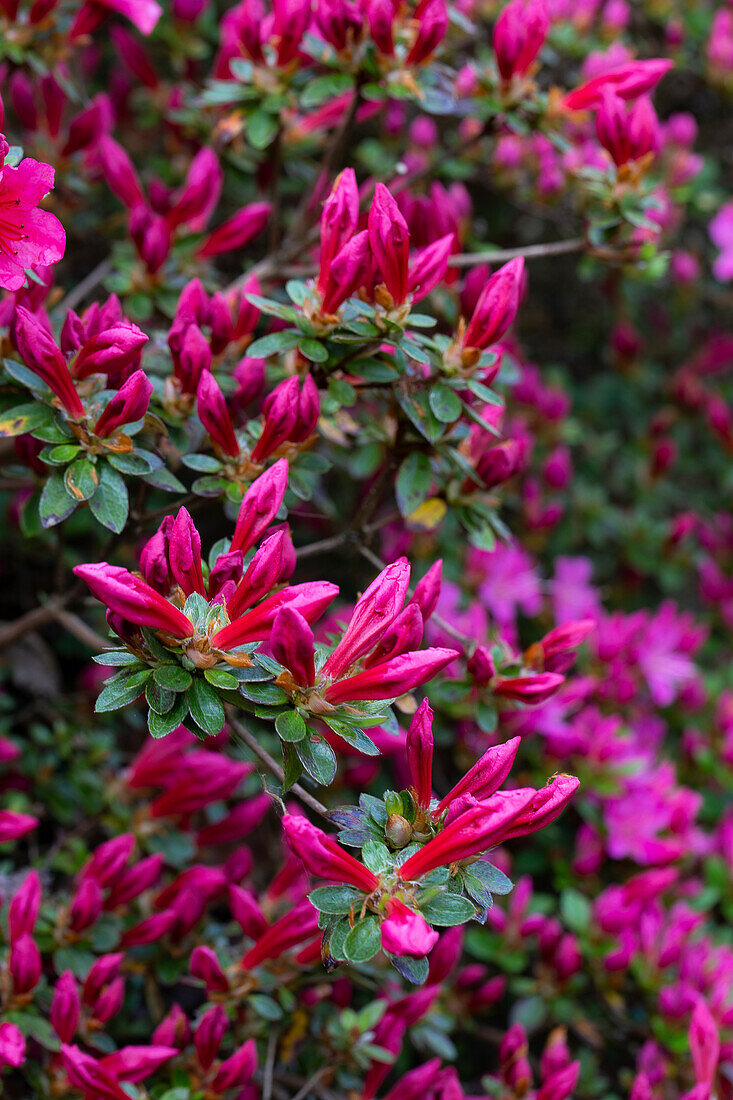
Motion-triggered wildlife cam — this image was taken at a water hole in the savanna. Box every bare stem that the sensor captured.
[449,237,585,267]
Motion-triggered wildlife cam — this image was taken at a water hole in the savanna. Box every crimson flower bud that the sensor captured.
[407,233,454,301]
[140,516,174,593]
[73,563,194,639]
[129,206,171,274]
[51,971,81,1043]
[69,876,104,933]
[500,1023,532,1092]
[104,854,164,909]
[195,1005,227,1071]
[97,135,145,210]
[94,369,152,438]
[211,1038,258,1091]
[476,439,521,488]
[596,90,658,166]
[409,560,442,621]
[231,459,289,554]
[89,975,125,1023]
[208,291,235,354]
[197,369,240,457]
[493,672,564,704]
[168,147,223,231]
[0,1023,25,1070]
[83,953,124,1005]
[282,814,380,893]
[462,257,524,351]
[323,647,457,706]
[467,644,496,685]
[321,229,372,314]
[8,871,41,944]
[406,697,434,810]
[0,811,38,843]
[381,897,439,957]
[563,58,673,112]
[318,168,360,293]
[363,602,423,667]
[323,558,411,678]
[493,0,549,81]
[72,323,148,380]
[271,605,316,688]
[367,0,394,53]
[368,183,410,305]
[63,94,114,156]
[14,306,85,419]
[406,0,448,65]
[176,323,212,395]
[196,202,271,259]
[111,24,158,89]
[152,1003,191,1049]
[190,945,230,994]
[169,505,206,598]
[81,834,135,887]
[10,933,41,994]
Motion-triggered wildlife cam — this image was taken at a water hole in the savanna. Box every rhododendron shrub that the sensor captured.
[0,1,731,1098]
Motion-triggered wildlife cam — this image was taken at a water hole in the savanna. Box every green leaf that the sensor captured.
[89,463,129,533]
[396,452,432,516]
[281,741,303,793]
[470,860,514,896]
[239,680,288,706]
[148,693,189,738]
[362,839,392,874]
[560,888,591,933]
[388,953,429,985]
[143,468,186,493]
[153,665,193,692]
[429,383,463,423]
[95,670,150,712]
[186,677,226,736]
[296,735,337,785]
[396,389,444,444]
[249,993,284,1020]
[300,71,355,107]
[39,470,77,527]
[247,108,279,150]
[275,709,308,742]
[419,891,476,926]
[181,453,224,472]
[309,885,364,915]
[246,330,301,358]
[64,457,99,502]
[145,678,176,715]
[93,651,142,667]
[0,401,50,438]
[298,337,328,363]
[107,450,161,475]
[204,668,240,690]
[343,916,381,963]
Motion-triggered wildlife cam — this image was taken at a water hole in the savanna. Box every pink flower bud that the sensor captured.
[8,870,41,943]
[93,368,152,438]
[73,563,195,639]
[51,972,81,1043]
[536,1062,580,1100]
[282,814,380,893]
[83,953,124,1005]
[467,645,495,685]
[234,355,265,407]
[168,147,223,232]
[436,736,521,815]
[367,0,394,54]
[62,94,114,156]
[69,876,104,932]
[564,58,673,111]
[381,897,439,957]
[211,580,338,649]
[368,183,410,305]
[0,810,38,842]
[406,0,448,64]
[462,257,524,351]
[476,439,521,488]
[501,1023,532,1091]
[596,89,658,166]
[195,1005,227,1071]
[176,322,212,395]
[538,619,595,673]
[196,201,271,259]
[96,135,145,210]
[61,1043,128,1100]
[231,458,289,555]
[321,229,373,314]
[100,1045,177,1084]
[229,884,269,937]
[241,896,321,968]
[690,1000,720,1087]
[90,975,125,1023]
[81,834,135,886]
[120,910,177,947]
[105,854,164,909]
[493,0,549,81]
[152,1003,190,1049]
[169,506,206,598]
[271,605,316,687]
[227,529,290,618]
[211,1038,258,1091]
[318,168,360,293]
[150,757,249,817]
[406,697,434,810]
[129,206,171,274]
[72,322,148,381]
[0,1023,25,1069]
[323,647,457,705]
[406,233,454,301]
[14,305,84,419]
[191,945,230,994]
[496,775,579,843]
[363,603,423,667]
[110,24,158,88]
[10,933,41,994]
[323,558,411,678]
[410,560,442,620]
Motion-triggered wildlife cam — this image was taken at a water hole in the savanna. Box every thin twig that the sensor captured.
[263,1028,279,1100]
[50,608,109,651]
[54,257,112,316]
[289,1067,331,1100]
[227,712,331,822]
[0,596,69,651]
[448,237,585,267]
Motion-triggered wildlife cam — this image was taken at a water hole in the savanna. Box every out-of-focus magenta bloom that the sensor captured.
[241,895,321,968]
[0,1022,26,1069]
[563,58,673,110]
[595,90,659,166]
[493,0,549,82]
[70,0,162,37]
[0,137,65,292]
[196,201,271,259]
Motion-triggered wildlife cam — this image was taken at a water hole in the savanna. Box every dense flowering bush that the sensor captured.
[0,0,732,1097]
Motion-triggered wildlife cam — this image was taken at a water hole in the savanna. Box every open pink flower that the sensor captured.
[0,140,65,292]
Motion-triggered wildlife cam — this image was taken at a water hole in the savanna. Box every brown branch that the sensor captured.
[448,237,585,267]
[50,608,109,651]
[227,711,331,822]
[0,596,70,651]
[262,1028,280,1100]
[54,257,112,316]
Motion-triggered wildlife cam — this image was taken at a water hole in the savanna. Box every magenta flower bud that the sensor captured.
[435,736,521,816]
[81,834,135,887]
[90,975,124,1023]
[229,885,268,937]
[176,323,212,396]
[497,775,579,843]
[501,1024,532,1091]
[467,644,495,686]
[120,910,177,947]
[51,972,81,1043]
[168,147,223,232]
[192,369,238,459]
[110,25,158,88]
[168,506,206,598]
[69,876,104,933]
[493,0,549,81]
[241,897,320,968]
[196,201,271,259]
[323,558,411,678]
[97,135,145,210]
[9,71,37,131]
[410,560,442,621]
[321,229,372,314]
[191,945,230,994]
[197,792,270,846]
[129,206,171,274]
[318,168,360,293]
[195,1005,227,1071]
[271,605,316,688]
[324,647,457,705]
[207,549,244,602]
[74,563,195,639]
[251,376,301,463]
[314,0,362,50]
[564,58,674,111]
[150,758,249,818]
[139,516,174,593]
[364,603,423,667]
[367,0,394,53]
[211,1038,258,1091]
[406,0,448,64]
[292,373,320,442]
[383,1060,443,1100]
[173,0,209,17]
[8,870,41,943]
[72,322,148,380]
[60,1043,126,1100]
[10,933,41,994]
[234,355,265,407]
[207,292,235,354]
[381,897,439,957]
[0,1023,25,1070]
[210,580,338,649]
[493,671,565,704]
[477,439,521,488]
[406,698,434,810]
[41,74,64,137]
[272,0,310,63]
[538,619,594,673]
[283,814,380,893]
[105,854,164,909]
[101,1045,177,1085]
[596,90,658,166]
[231,458,289,554]
[62,94,114,157]
[83,953,124,1005]
[407,233,454,302]
[0,810,38,842]
[93,369,152,438]
[14,306,84,419]
[368,183,410,305]
[152,1003,190,1049]
[690,1000,719,1087]
[227,530,289,618]
[462,257,524,351]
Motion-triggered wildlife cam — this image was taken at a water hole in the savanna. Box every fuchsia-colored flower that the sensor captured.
[0,138,65,292]
[0,1022,26,1070]
[493,0,550,83]
[380,897,439,957]
[595,90,659,167]
[250,373,320,463]
[196,201,272,259]
[70,0,162,38]
[93,368,153,437]
[73,562,195,639]
[14,305,85,419]
[0,810,38,843]
[461,257,524,351]
[563,58,673,111]
[283,814,380,894]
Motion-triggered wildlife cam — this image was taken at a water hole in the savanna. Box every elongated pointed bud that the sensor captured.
[410,560,442,620]
[105,854,164,908]
[406,698,434,810]
[168,507,206,598]
[229,885,268,938]
[14,306,84,419]
[168,147,223,231]
[211,580,338,648]
[476,439,521,488]
[211,1039,258,1091]
[563,58,673,111]
[176,323,211,395]
[94,369,152,438]
[318,168,360,293]
[96,135,145,209]
[227,530,288,618]
[321,229,372,314]
[69,877,104,932]
[462,258,524,351]
[190,945,230,994]
[406,0,448,65]
[73,563,195,639]
[689,1000,720,1087]
[8,871,41,943]
[140,516,174,593]
[368,183,410,305]
[493,671,564,704]
[10,933,41,994]
[208,549,244,601]
[194,1005,227,1071]
[196,201,271,259]
[0,1023,26,1070]
[197,369,240,457]
[495,775,579,843]
[271,605,316,688]
[51,972,81,1043]
[493,0,549,81]
[63,94,114,156]
[251,376,301,463]
[536,619,594,673]
[0,811,38,842]
[467,644,496,685]
[435,736,520,815]
[283,814,380,892]
[323,558,411,678]
[72,322,148,380]
[367,0,394,53]
[596,90,658,166]
[407,233,454,301]
[324,647,458,705]
[231,459,289,554]
[363,602,423,667]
